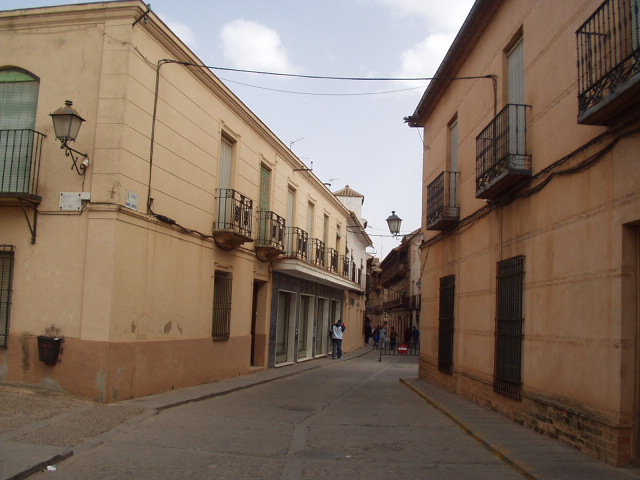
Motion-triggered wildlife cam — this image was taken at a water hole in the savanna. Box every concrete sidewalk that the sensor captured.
[401,376,640,479]
[3,349,640,479]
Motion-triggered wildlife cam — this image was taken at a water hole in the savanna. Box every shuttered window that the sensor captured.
[0,246,15,349]
[1,69,39,192]
[212,270,233,341]
[508,39,525,105]
[259,165,271,211]
[0,69,38,130]
[219,138,233,191]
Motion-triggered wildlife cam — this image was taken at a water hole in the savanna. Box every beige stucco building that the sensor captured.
[409,0,640,466]
[0,1,367,402]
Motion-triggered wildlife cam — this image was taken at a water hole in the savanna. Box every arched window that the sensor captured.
[0,68,40,192]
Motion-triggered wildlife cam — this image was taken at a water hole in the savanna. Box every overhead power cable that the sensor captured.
[207,64,493,82]
[219,77,430,96]
[165,59,493,82]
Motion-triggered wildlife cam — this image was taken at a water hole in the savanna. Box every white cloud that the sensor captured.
[372,0,475,33]
[374,1,474,82]
[399,33,455,78]
[220,19,299,73]
[163,18,198,49]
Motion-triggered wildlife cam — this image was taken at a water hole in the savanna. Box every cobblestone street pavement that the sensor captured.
[4,351,640,479]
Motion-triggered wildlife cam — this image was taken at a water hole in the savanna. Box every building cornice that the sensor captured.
[273,258,364,292]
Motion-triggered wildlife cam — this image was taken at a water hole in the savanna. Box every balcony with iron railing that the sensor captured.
[212,189,254,250]
[577,0,640,125]
[284,226,308,260]
[476,104,531,200]
[327,248,339,273]
[380,261,408,288]
[255,210,285,261]
[340,255,351,279]
[427,171,460,230]
[383,293,410,310]
[308,238,325,267]
[1,129,45,203]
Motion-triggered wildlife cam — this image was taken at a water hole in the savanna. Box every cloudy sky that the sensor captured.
[5,0,475,258]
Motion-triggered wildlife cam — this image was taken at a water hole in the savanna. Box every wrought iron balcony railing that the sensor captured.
[309,238,325,267]
[427,171,460,230]
[256,210,285,249]
[380,261,408,287]
[284,227,308,260]
[340,255,351,278]
[215,189,253,237]
[577,0,640,124]
[476,104,531,199]
[383,293,409,310]
[1,129,45,199]
[328,248,339,273]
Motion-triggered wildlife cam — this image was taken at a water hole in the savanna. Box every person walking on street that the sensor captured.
[372,328,380,350]
[379,322,388,351]
[390,327,398,352]
[331,319,346,359]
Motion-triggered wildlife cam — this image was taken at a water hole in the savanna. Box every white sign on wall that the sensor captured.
[126,191,139,211]
[59,192,82,211]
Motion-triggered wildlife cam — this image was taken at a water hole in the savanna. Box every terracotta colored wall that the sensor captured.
[418,0,640,465]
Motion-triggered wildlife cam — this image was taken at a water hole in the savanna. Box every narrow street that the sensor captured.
[29,354,522,480]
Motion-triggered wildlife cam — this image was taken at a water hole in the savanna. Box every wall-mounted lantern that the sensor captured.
[50,100,90,175]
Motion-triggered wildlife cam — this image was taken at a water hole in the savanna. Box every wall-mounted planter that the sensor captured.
[37,336,63,365]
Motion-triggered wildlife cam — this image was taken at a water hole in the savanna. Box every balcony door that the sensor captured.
[507,39,527,170]
[0,69,39,193]
[258,165,271,243]
[448,119,459,209]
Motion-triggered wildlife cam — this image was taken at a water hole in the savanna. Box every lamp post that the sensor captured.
[50,100,89,175]
[385,211,402,237]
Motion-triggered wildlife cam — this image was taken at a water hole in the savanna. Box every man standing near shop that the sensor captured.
[331,319,346,359]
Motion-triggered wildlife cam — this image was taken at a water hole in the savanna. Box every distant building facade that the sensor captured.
[379,230,421,341]
[333,185,374,350]
[409,0,640,466]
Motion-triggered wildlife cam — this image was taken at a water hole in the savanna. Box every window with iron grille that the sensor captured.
[212,270,233,341]
[494,255,525,400]
[0,246,15,348]
[438,275,455,374]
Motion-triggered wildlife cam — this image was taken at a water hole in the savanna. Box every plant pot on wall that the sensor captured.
[37,336,63,365]
[37,325,64,365]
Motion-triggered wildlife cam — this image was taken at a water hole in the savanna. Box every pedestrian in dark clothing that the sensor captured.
[412,326,420,345]
[404,326,412,342]
[390,327,398,351]
[364,319,372,345]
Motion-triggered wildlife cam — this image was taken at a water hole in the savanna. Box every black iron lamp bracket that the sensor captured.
[60,140,89,175]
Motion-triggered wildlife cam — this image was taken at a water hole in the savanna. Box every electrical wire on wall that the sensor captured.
[422,117,640,249]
